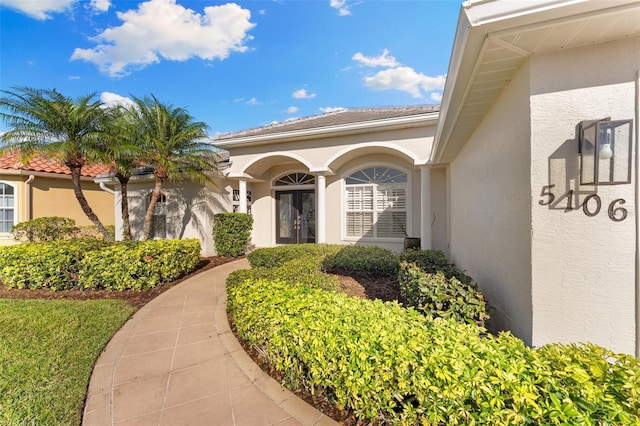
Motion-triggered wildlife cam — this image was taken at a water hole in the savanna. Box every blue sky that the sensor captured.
[0,0,461,136]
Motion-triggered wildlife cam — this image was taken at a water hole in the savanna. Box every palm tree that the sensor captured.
[97,106,145,241]
[128,95,218,240]
[0,87,114,241]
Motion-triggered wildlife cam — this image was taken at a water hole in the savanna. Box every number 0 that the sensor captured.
[582,194,601,217]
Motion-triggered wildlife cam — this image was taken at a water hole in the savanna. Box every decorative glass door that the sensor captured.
[276,190,315,244]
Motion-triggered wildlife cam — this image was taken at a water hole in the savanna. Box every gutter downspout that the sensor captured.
[99,182,116,195]
[25,175,34,221]
[635,70,639,358]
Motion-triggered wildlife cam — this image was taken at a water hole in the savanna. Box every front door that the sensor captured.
[276,190,315,244]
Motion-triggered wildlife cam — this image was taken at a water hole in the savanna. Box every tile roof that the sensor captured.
[0,152,111,177]
[216,105,440,140]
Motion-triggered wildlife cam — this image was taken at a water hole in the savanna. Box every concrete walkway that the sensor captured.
[83,259,338,426]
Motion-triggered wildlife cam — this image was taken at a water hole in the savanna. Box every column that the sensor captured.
[316,174,326,243]
[239,179,247,213]
[420,166,432,250]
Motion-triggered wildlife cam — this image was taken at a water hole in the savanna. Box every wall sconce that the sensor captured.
[579,118,633,185]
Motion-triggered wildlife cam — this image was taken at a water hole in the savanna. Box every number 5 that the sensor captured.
[539,185,555,206]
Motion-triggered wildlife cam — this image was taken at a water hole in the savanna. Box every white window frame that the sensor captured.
[0,181,18,239]
[341,164,412,242]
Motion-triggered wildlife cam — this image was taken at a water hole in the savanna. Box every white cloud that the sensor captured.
[71,0,256,78]
[430,92,443,102]
[320,107,346,113]
[68,75,81,80]
[292,89,316,100]
[287,106,298,114]
[0,0,75,20]
[90,0,110,12]
[247,97,259,105]
[352,49,399,68]
[100,92,135,109]
[363,67,446,99]
[330,0,350,16]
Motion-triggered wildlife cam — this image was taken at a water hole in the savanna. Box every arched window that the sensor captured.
[345,167,407,239]
[0,183,16,234]
[274,172,315,186]
[147,193,167,239]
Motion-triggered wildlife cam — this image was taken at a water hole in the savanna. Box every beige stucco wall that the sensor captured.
[117,178,231,256]
[449,62,533,342]
[0,174,114,245]
[529,36,639,354]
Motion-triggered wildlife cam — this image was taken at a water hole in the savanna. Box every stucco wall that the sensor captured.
[530,36,639,354]
[118,178,230,256]
[449,62,533,343]
[31,177,114,227]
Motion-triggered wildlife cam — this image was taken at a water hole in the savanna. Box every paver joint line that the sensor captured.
[83,257,337,426]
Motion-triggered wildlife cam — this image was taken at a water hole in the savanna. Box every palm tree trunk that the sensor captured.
[118,176,133,241]
[143,176,164,240]
[70,167,114,242]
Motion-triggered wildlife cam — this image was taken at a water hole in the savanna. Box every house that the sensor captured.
[107,0,640,356]
[0,152,115,244]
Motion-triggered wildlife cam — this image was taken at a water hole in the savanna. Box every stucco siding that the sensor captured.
[529,37,639,354]
[449,62,533,343]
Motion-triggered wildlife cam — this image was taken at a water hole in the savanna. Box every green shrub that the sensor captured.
[398,248,472,284]
[212,213,253,257]
[0,240,108,290]
[228,278,640,425]
[74,224,116,240]
[398,262,489,326]
[11,217,77,242]
[0,239,199,291]
[228,255,339,291]
[247,244,341,269]
[78,239,201,291]
[322,245,399,278]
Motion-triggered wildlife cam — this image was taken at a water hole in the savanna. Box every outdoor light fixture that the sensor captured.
[579,118,633,185]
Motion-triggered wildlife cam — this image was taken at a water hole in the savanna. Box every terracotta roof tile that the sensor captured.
[0,152,110,177]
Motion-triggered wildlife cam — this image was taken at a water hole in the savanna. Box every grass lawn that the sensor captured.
[0,299,135,425]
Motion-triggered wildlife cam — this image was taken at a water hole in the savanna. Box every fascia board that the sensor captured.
[215,113,439,149]
[0,169,98,181]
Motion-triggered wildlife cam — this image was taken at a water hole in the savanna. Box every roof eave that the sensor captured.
[215,113,440,149]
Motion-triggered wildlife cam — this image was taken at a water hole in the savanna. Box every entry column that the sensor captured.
[420,166,432,250]
[239,180,247,213]
[316,174,326,243]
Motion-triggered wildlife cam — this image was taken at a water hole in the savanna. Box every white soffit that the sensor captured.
[433,0,640,164]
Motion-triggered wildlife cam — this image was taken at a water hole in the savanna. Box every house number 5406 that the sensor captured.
[539,185,627,222]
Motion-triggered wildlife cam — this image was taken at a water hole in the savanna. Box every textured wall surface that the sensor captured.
[530,37,639,354]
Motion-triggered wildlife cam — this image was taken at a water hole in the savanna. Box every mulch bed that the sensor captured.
[0,258,399,425]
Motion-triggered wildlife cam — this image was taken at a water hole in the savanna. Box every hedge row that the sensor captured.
[247,244,342,269]
[228,278,640,425]
[0,239,201,291]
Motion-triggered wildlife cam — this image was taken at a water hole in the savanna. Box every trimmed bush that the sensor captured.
[212,213,253,257]
[0,239,109,290]
[78,239,201,291]
[322,245,399,278]
[228,278,640,425]
[0,239,200,291]
[398,248,472,284]
[11,217,77,242]
[398,262,489,326]
[247,244,341,269]
[228,256,339,291]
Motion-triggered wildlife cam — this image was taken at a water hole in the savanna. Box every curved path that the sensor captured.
[83,259,338,426]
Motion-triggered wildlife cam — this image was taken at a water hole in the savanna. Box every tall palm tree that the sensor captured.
[97,106,145,241]
[129,95,219,240]
[0,87,114,241]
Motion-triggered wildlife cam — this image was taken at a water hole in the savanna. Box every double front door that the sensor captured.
[276,190,315,244]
